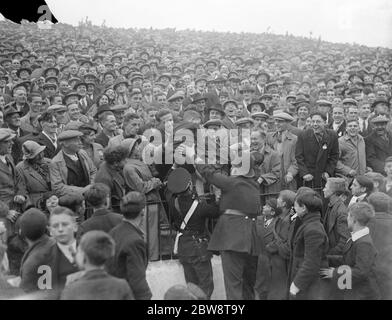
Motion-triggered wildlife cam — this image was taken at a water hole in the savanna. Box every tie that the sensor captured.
[69,245,77,263]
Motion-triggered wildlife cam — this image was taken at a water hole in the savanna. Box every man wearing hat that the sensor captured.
[47,104,68,134]
[49,130,97,197]
[166,168,220,299]
[22,111,61,159]
[8,87,30,117]
[0,128,26,209]
[239,85,256,114]
[74,82,93,114]
[336,118,367,178]
[267,112,299,191]
[365,115,392,173]
[295,111,339,189]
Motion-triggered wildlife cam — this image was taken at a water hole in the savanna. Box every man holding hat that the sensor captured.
[365,115,392,173]
[49,130,97,197]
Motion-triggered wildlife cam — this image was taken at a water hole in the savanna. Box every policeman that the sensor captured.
[195,155,262,300]
[167,168,220,299]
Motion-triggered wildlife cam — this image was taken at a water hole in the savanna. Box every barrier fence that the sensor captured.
[136,185,325,262]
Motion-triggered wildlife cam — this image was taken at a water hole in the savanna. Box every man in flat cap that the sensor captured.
[365,115,392,173]
[49,130,97,197]
[267,112,299,191]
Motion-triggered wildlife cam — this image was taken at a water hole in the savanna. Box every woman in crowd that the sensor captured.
[15,141,51,209]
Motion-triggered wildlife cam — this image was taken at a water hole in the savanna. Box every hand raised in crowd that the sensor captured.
[6,210,20,223]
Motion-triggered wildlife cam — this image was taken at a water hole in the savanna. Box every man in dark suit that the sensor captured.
[108,192,152,300]
[77,183,122,238]
[321,202,381,300]
[365,115,392,174]
[22,111,60,159]
[288,191,329,300]
[295,111,339,190]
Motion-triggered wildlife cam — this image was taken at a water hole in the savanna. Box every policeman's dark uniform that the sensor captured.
[167,168,220,299]
[196,160,262,300]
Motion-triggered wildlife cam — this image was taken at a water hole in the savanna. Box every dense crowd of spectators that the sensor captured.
[0,19,391,300]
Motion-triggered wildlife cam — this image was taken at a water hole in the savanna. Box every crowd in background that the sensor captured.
[0,19,392,300]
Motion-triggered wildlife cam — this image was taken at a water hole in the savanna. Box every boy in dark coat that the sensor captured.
[288,190,329,300]
[108,192,152,300]
[322,178,350,255]
[77,183,122,238]
[321,202,381,300]
[61,230,134,300]
[19,208,56,296]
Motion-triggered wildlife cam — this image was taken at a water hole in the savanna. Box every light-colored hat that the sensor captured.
[22,141,46,160]
[47,104,67,112]
[58,130,83,142]
[251,112,270,120]
[273,112,295,122]
[371,115,390,124]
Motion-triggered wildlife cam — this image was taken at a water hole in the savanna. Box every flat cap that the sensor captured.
[371,115,390,124]
[316,100,333,106]
[47,104,67,112]
[342,98,358,106]
[235,117,254,126]
[58,130,83,142]
[273,112,295,122]
[251,112,270,120]
[203,119,224,128]
[167,91,185,102]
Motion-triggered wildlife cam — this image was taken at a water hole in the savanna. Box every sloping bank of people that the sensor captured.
[0,19,392,300]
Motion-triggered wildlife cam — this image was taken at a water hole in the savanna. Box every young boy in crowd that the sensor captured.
[108,192,152,300]
[19,208,55,295]
[61,230,134,300]
[320,202,381,300]
[48,206,79,293]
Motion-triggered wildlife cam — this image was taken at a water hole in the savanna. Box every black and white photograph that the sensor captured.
[0,0,391,304]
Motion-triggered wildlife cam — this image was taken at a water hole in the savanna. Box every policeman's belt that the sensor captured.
[224,209,257,220]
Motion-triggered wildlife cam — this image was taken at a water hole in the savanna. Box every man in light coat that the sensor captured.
[49,130,96,197]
